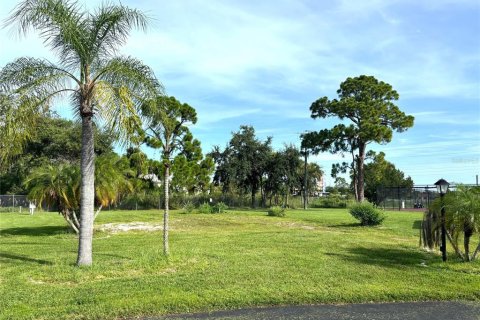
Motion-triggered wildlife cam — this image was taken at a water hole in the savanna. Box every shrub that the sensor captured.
[349,202,385,226]
[212,202,228,213]
[181,201,195,214]
[198,202,213,214]
[267,206,286,217]
[310,194,349,208]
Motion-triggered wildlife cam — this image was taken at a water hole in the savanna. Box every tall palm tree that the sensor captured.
[1,0,162,266]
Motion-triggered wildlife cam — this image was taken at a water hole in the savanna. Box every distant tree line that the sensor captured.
[209,125,324,208]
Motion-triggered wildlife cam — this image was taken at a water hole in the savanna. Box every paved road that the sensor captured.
[150,301,480,320]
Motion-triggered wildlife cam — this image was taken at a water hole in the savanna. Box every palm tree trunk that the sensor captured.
[163,164,170,256]
[464,225,473,262]
[472,242,480,261]
[446,230,465,260]
[77,114,95,266]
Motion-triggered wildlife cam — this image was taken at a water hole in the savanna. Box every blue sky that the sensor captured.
[1,0,479,186]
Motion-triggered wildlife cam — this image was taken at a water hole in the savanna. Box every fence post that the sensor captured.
[397,187,401,211]
[426,186,430,208]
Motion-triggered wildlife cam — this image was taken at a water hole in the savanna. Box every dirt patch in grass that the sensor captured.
[275,222,316,230]
[99,222,163,233]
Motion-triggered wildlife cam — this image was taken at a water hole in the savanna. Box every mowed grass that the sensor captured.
[0,208,479,319]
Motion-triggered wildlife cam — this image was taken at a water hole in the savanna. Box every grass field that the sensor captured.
[1,208,479,319]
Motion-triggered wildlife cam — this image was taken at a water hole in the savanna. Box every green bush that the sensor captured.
[310,195,349,208]
[212,202,228,213]
[198,202,213,214]
[267,206,286,217]
[181,201,195,214]
[349,202,385,226]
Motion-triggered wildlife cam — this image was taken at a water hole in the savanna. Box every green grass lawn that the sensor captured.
[0,208,479,319]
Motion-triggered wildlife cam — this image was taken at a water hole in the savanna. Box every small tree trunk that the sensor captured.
[356,143,366,202]
[163,164,170,256]
[77,113,95,266]
[251,189,256,208]
[464,225,473,262]
[349,150,358,201]
[94,205,103,220]
[63,209,80,234]
[71,210,80,231]
[472,242,480,261]
[446,230,465,260]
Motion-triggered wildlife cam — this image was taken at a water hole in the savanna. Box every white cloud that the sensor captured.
[195,108,261,129]
[1,0,478,185]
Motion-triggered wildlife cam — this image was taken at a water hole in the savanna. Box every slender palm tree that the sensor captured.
[1,0,162,266]
[142,96,197,256]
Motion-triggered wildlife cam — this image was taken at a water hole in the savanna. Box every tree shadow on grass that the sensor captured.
[0,225,71,236]
[412,220,422,229]
[325,247,432,269]
[0,252,53,265]
[300,218,360,228]
[326,222,361,228]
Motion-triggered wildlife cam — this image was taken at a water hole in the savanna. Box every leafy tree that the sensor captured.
[126,147,149,177]
[209,145,234,194]
[211,126,272,208]
[170,133,214,194]
[363,151,413,203]
[1,0,161,266]
[264,145,301,207]
[0,114,114,194]
[141,96,198,256]
[302,75,414,202]
[325,177,351,195]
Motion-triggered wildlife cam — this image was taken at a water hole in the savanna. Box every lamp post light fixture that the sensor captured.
[434,178,450,262]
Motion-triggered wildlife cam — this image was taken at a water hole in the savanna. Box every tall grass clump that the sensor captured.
[212,202,228,213]
[267,206,286,217]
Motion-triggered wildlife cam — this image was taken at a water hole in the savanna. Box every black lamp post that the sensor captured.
[434,178,449,262]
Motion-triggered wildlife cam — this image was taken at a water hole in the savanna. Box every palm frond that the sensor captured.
[95,154,133,206]
[0,57,78,101]
[89,3,150,61]
[0,93,44,168]
[93,56,161,95]
[92,56,163,144]
[4,0,89,69]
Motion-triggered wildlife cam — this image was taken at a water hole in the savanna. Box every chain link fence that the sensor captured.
[376,184,478,211]
[0,195,30,212]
